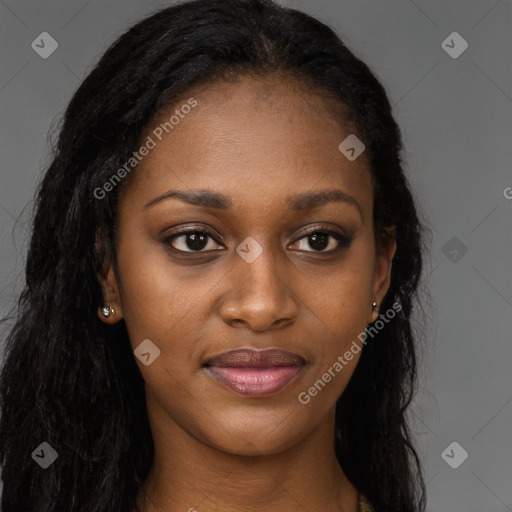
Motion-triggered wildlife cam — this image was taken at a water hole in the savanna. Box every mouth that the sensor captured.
[203,348,305,397]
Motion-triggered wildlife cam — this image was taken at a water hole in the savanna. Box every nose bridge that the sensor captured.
[220,238,298,330]
[237,243,281,293]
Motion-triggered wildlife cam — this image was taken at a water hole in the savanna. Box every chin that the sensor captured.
[201,410,308,456]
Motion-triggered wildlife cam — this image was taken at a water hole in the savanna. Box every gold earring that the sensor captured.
[101,305,116,318]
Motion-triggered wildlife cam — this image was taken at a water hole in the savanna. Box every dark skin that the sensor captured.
[97,74,396,512]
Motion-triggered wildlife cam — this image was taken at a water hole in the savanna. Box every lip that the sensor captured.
[204,348,305,397]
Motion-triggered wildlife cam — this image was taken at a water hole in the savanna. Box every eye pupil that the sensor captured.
[309,233,329,251]
[187,232,208,251]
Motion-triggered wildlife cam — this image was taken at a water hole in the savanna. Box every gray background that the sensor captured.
[0,0,511,510]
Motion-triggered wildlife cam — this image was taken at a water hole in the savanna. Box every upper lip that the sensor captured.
[204,348,305,368]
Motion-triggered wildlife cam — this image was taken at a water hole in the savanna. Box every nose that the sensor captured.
[219,247,299,332]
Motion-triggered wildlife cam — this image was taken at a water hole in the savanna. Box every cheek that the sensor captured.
[114,236,203,348]
[116,256,205,403]
[300,255,374,373]
[304,261,373,335]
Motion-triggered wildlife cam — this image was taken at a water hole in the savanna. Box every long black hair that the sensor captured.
[0,1,431,510]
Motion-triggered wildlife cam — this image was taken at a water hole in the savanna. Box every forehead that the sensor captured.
[122,75,373,216]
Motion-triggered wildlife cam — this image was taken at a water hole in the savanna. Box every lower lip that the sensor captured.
[206,365,303,397]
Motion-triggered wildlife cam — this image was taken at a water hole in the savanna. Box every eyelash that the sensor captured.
[161,225,353,255]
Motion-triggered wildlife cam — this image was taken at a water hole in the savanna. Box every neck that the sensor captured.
[135,395,359,512]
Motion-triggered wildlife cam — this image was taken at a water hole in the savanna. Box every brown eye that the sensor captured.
[290,228,353,253]
[162,230,224,253]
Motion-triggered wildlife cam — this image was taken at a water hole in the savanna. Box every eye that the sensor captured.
[162,225,353,254]
[289,227,353,253]
[162,229,224,253]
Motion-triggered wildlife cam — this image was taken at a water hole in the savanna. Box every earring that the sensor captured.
[101,305,116,318]
[372,301,377,310]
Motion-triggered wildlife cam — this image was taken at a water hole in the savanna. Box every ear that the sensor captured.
[370,226,397,323]
[96,260,123,325]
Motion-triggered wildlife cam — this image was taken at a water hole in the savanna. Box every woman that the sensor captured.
[0,0,431,511]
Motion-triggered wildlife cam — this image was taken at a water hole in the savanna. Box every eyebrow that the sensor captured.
[144,188,363,221]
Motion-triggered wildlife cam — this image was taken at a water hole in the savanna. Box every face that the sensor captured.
[97,74,396,456]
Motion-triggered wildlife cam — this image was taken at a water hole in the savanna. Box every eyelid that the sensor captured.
[162,224,224,241]
[290,223,351,242]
